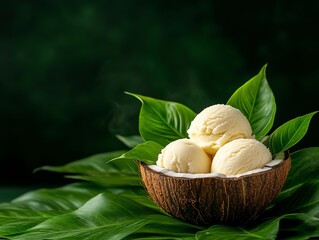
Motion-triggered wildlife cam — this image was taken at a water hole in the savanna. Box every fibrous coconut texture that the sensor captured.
[140,155,291,226]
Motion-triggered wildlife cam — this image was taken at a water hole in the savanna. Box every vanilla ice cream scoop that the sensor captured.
[156,139,212,173]
[211,138,272,175]
[187,104,253,155]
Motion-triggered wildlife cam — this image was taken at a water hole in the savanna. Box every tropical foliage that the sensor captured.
[0,66,318,239]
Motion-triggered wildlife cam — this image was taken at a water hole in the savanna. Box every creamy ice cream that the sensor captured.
[211,138,272,175]
[156,138,212,173]
[187,104,253,155]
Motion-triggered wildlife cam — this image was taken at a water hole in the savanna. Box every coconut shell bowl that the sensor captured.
[139,153,291,226]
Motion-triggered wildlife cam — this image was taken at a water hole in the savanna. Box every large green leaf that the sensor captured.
[227,65,276,140]
[281,147,319,190]
[110,141,163,165]
[196,219,279,240]
[260,149,319,239]
[38,151,126,175]
[0,183,104,237]
[264,180,319,218]
[38,151,141,187]
[266,148,319,207]
[2,148,319,240]
[263,148,319,215]
[197,206,318,240]
[10,193,201,240]
[268,112,317,156]
[276,213,319,240]
[127,92,196,146]
[264,191,319,239]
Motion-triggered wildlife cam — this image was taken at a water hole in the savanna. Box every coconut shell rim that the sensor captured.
[139,152,291,181]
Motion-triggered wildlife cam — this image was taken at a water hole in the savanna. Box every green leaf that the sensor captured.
[3,149,319,240]
[0,183,104,237]
[116,134,144,148]
[38,151,141,187]
[264,180,319,218]
[276,213,319,240]
[285,147,319,189]
[261,149,319,237]
[127,92,196,146]
[266,148,319,207]
[64,175,141,187]
[10,193,200,240]
[38,151,125,175]
[197,212,319,240]
[196,219,279,240]
[227,65,276,140]
[268,112,318,156]
[110,141,163,165]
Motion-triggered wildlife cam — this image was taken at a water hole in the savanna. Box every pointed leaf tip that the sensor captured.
[125,92,143,103]
[227,65,276,140]
[269,111,318,155]
[132,94,196,146]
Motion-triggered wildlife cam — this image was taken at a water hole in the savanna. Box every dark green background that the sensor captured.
[1,1,318,186]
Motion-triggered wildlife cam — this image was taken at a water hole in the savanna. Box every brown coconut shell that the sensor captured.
[139,154,291,226]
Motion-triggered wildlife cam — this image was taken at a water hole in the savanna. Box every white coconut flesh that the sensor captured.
[148,152,285,179]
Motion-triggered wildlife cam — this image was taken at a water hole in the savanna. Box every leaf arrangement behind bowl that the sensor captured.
[0,65,318,240]
[114,64,317,164]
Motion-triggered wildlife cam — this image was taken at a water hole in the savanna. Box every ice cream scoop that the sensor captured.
[187,104,253,155]
[156,138,212,173]
[211,138,272,175]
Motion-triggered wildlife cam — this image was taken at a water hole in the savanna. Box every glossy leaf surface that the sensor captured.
[268,112,317,155]
[0,183,104,237]
[10,193,200,240]
[110,141,163,165]
[128,92,196,146]
[39,151,141,187]
[0,149,319,239]
[227,65,276,140]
